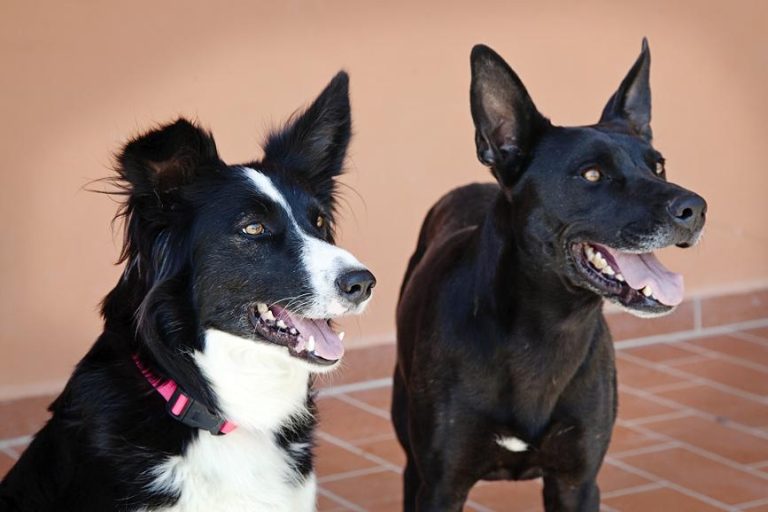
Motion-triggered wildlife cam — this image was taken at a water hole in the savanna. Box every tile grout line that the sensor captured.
[317,431,402,474]
[1,446,19,460]
[736,496,768,510]
[333,393,391,421]
[643,380,700,394]
[693,296,703,332]
[608,441,680,459]
[614,317,768,350]
[318,465,391,484]
[316,486,367,512]
[606,457,739,511]
[730,330,768,348]
[676,341,768,375]
[617,420,768,481]
[617,351,768,404]
[601,481,665,500]
[0,435,32,450]
[620,382,768,441]
[621,409,695,427]
[318,378,392,398]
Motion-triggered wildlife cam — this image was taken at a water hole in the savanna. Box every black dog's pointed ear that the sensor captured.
[470,44,547,187]
[118,118,220,211]
[600,38,652,141]
[263,71,351,205]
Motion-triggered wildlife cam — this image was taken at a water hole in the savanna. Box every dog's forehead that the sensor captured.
[538,127,655,168]
[240,166,291,211]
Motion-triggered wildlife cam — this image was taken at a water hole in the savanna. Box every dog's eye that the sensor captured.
[242,223,266,236]
[581,168,602,182]
[655,160,665,175]
[316,215,325,230]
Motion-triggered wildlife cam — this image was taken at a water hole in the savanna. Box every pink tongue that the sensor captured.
[289,316,345,361]
[605,250,685,306]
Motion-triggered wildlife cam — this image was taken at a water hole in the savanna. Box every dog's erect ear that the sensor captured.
[118,118,220,211]
[599,38,652,141]
[470,44,546,187]
[263,71,351,206]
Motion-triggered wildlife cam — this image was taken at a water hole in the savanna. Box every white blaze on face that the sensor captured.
[241,168,371,318]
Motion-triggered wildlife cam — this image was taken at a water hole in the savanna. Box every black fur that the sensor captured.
[1,71,354,511]
[392,41,706,512]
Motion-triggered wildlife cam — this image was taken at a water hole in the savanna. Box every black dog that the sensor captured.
[392,40,706,511]
[0,72,375,511]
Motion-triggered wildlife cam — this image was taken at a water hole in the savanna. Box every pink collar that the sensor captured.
[133,355,236,435]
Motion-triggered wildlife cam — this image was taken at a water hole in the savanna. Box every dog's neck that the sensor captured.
[475,194,604,336]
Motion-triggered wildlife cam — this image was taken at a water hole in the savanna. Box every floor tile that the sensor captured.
[655,383,768,427]
[468,480,543,511]
[616,357,685,390]
[0,451,16,479]
[0,395,53,439]
[686,335,768,367]
[745,327,768,342]
[700,289,768,328]
[624,343,699,364]
[607,300,695,341]
[315,437,381,479]
[358,435,406,468]
[346,387,392,414]
[316,344,396,389]
[603,486,727,512]
[639,415,768,465]
[598,463,653,493]
[620,447,768,505]
[317,397,394,445]
[607,425,662,455]
[316,492,352,512]
[672,358,768,396]
[617,389,681,422]
[321,468,402,510]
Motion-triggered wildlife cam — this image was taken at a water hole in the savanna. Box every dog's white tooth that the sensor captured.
[256,303,268,314]
[616,273,625,282]
[338,331,345,341]
[593,257,607,270]
[641,285,653,297]
[307,336,316,352]
[602,266,615,276]
[290,327,298,335]
[262,310,275,321]
[585,245,595,259]
[276,319,287,329]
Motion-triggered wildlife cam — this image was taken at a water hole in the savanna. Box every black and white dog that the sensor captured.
[393,41,706,511]
[0,72,375,511]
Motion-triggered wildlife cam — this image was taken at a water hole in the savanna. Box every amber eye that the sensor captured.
[316,215,325,229]
[582,168,602,182]
[242,223,265,236]
[655,160,665,175]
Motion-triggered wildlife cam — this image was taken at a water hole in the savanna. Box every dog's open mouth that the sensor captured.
[571,242,684,314]
[248,303,345,366]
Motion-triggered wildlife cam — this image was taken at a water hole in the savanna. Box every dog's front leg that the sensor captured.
[542,475,600,512]
[538,420,606,512]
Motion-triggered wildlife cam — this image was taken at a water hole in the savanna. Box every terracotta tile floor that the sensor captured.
[2,293,768,511]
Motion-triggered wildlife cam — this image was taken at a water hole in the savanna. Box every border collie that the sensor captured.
[0,71,375,511]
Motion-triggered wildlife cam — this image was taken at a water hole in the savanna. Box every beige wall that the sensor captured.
[1,0,766,397]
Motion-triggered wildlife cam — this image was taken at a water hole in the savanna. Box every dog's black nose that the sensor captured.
[668,194,707,229]
[336,269,376,305]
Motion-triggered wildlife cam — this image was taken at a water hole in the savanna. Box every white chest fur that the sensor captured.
[144,329,316,512]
